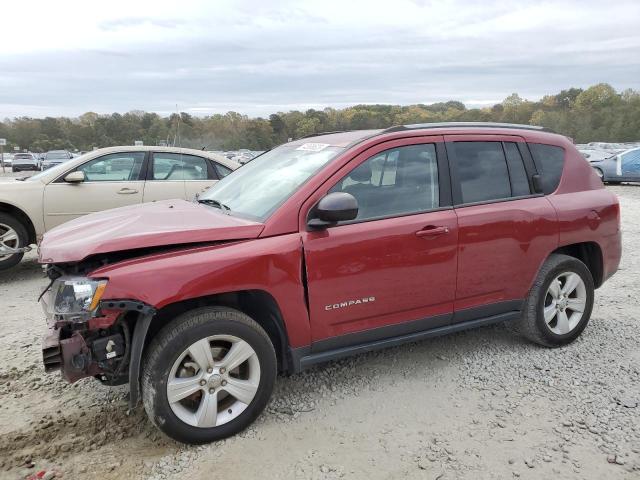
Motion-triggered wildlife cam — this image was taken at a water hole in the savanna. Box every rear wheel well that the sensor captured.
[0,202,36,245]
[552,242,604,288]
[143,290,292,374]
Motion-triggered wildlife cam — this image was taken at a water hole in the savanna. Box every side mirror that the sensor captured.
[308,192,358,229]
[64,171,85,183]
[531,174,544,194]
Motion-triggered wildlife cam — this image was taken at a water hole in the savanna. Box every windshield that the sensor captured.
[46,152,69,160]
[199,143,343,221]
[27,152,90,181]
[14,154,34,159]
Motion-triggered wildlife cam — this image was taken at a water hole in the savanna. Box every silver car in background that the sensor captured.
[41,150,74,170]
[11,153,40,172]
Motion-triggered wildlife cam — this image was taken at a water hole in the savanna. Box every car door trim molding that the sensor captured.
[289,300,522,373]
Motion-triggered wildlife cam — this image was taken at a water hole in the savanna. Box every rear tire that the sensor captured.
[141,307,276,444]
[512,254,594,347]
[0,213,28,270]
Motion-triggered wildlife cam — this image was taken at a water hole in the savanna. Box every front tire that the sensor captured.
[141,307,276,444]
[513,254,594,347]
[0,213,28,270]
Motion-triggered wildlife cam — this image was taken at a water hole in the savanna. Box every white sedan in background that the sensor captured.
[0,146,239,270]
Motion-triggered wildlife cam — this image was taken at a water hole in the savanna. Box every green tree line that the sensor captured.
[1,83,639,152]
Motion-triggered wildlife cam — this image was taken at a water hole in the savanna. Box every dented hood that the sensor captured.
[39,200,264,263]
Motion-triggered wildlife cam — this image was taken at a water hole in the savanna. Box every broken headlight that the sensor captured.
[43,276,107,321]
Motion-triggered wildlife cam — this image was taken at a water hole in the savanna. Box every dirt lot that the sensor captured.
[0,183,638,480]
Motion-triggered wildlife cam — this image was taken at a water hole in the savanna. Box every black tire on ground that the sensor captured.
[511,253,594,347]
[0,213,28,270]
[607,181,621,185]
[141,307,277,444]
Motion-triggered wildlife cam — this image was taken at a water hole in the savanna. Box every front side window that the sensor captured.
[152,153,210,180]
[330,144,439,222]
[450,142,511,204]
[199,143,343,221]
[78,152,145,182]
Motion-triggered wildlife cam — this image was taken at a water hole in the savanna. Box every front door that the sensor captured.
[301,138,458,350]
[43,151,146,230]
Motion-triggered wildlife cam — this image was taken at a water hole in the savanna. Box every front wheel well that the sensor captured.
[143,291,292,374]
[552,242,604,288]
[0,202,37,245]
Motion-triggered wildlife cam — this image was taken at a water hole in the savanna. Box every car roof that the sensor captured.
[32,146,240,184]
[78,145,239,168]
[294,122,564,149]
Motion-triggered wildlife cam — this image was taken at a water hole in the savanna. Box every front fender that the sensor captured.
[91,234,310,348]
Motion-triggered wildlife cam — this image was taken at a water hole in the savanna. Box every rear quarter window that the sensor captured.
[528,143,565,194]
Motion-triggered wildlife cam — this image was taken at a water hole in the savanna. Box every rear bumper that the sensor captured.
[12,164,39,170]
[602,230,622,284]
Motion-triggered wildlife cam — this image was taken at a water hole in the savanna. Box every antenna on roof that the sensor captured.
[172,104,182,147]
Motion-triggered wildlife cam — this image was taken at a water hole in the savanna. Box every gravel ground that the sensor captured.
[0,183,638,480]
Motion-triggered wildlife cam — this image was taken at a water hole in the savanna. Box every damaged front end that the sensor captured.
[40,267,154,391]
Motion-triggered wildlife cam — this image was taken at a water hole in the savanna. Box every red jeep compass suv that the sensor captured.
[39,123,621,444]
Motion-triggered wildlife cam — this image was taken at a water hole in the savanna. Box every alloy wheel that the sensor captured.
[543,271,587,335]
[0,223,19,261]
[167,335,260,428]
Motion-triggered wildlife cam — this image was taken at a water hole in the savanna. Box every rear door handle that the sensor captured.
[117,188,138,194]
[416,226,449,238]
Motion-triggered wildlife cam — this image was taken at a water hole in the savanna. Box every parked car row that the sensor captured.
[34,122,621,444]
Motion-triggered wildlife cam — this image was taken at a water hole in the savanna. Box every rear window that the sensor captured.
[528,143,565,194]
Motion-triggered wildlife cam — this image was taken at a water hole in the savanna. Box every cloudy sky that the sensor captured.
[1,0,639,118]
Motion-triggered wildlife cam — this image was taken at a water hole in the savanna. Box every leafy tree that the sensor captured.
[1,84,638,152]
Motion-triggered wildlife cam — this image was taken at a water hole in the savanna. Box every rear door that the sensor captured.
[445,135,558,322]
[301,137,459,349]
[43,151,146,230]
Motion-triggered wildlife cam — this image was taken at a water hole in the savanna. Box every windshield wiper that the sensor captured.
[198,198,231,213]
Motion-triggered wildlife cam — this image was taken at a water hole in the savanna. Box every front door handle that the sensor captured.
[416,225,449,238]
[117,188,138,194]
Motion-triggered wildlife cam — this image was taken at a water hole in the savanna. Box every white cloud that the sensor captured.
[1,0,639,117]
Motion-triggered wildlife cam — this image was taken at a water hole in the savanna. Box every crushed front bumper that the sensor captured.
[42,323,62,373]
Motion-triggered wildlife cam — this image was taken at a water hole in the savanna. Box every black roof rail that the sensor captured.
[296,130,346,140]
[381,122,554,134]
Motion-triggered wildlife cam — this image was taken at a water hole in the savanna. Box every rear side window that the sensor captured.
[504,142,531,196]
[152,153,210,180]
[450,142,511,204]
[215,163,233,178]
[528,143,565,194]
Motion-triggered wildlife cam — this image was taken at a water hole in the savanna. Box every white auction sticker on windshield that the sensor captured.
[296,143,330,152]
